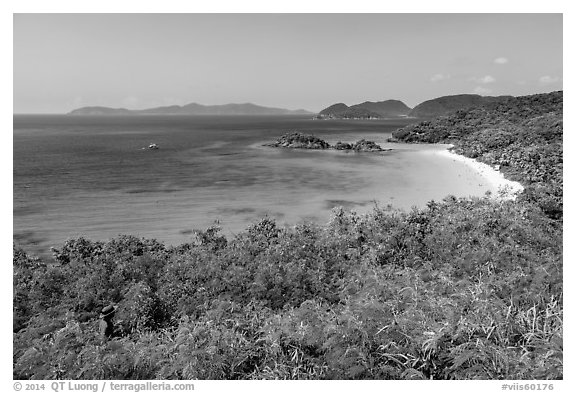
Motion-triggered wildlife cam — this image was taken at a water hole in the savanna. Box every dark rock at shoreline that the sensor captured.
[334,141,353,150]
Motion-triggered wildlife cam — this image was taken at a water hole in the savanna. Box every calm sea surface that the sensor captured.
[14,115,494,256]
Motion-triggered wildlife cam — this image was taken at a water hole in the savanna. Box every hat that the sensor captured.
[100,305,117,318]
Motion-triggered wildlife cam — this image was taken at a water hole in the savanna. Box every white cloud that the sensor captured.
[474,86,492,95]
[469,75,496,84]
[494,57,509,64]
[539,75,560,84]
[479,75,496,84]
[430,73,450,82]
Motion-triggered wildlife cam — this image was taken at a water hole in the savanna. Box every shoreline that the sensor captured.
[435,144,524,200]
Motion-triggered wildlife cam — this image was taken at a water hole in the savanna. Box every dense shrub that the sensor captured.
[13,194,562,379]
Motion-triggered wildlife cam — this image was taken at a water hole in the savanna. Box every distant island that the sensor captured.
[68,103,313,116]
[264,132,388,152]
[315,100,411,119]
[316,94,517,120]
[68,94,520,119]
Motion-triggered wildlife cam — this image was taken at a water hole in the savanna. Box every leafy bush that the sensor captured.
[13,196,563,379]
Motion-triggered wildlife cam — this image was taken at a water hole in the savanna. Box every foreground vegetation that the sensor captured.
[14,92,562,380]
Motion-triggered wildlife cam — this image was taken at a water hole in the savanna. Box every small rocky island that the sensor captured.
[265,132,390,152]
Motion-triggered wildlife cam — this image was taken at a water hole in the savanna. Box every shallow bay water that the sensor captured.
[14,115,495,257]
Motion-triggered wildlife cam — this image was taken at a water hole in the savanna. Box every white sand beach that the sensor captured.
[434,145,524,200]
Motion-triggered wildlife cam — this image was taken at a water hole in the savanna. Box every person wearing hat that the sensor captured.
[99,304,117,339]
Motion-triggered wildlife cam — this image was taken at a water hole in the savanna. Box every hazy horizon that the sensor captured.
[14,13,563,114]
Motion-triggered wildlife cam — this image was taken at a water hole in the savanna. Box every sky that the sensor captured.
[13,13,563,113]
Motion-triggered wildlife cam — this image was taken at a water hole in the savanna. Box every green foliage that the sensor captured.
[14,92,562,379]
[193,224,228,251]
[14,198,562,379]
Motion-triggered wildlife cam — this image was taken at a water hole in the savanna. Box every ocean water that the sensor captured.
[14,115,495,257]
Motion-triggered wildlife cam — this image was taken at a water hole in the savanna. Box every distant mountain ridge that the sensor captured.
[317,100,411,119]
[69,94,522,118]
[408,94,513,118]
[68,103,313,116]
[317,95,519,120]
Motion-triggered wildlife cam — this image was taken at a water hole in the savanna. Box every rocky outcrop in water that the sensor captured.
[265,133,390,152]
[333,141,353,150]
[349,139,385,152]
[265,133,331,149]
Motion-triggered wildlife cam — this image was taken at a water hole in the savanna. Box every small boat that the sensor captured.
[148,143,159,150]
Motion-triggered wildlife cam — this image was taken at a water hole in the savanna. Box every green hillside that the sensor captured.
[392,91,563,220]
[407,94,512,118]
